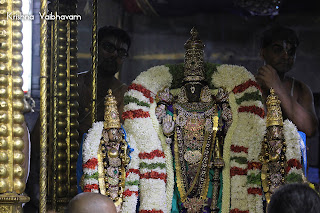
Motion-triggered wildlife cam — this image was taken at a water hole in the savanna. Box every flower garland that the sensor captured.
[283,119,304,182]
[212,64,266,213]
[111,63,303,213]
[122,65,173,213]
[82,122,104,193]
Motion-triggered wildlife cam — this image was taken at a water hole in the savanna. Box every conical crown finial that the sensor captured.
[104,89,121,129]
[266,88,283,127]
[183,27,205,82]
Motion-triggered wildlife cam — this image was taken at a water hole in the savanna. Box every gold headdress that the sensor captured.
[184,27,205,82]
[104,89,121,129]
[266,88,283,127]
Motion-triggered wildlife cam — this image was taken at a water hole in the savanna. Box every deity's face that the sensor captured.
[184,82,204,102]
[98,35,129,78]
[261,40,296,74]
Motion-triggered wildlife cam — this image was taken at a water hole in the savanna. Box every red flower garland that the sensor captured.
[83,184,99,192]
[230,167,247,177]
[140,171,167,183]
[286,159,302,173]
[139,210,164,213]
[231,145,248,153]
[126,168,140,177]
[83,158,98,169]
[123,109,150,121]
[230,209,249,213]
[123,189,139,197]
[232,79,262,94]
[238,105,265,118]
[248,162,262,170]
[139,150,165,159]
[247,187,263,195]
[128,83,154,103]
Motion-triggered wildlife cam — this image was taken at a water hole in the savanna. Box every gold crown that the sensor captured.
[104,89,121,129]
[183,27,205,82]
[266,88,283,127]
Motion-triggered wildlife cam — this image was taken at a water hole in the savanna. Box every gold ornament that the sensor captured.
[200,85,212,103]
[266,88,283,127]
[183,27,205,82]
[104,89,121,129]
[260,88,286,205]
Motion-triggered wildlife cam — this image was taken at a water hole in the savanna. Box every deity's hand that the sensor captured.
[255,65,282,92]
[162,114,175,136]
[155,104,166,123]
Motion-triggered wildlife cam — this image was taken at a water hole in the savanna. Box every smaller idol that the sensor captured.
[82,89,130,212]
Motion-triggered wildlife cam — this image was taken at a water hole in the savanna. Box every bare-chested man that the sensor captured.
[256,26,318,137]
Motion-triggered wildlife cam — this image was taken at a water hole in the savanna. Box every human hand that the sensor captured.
[162,114,175,136]
[255,65,281,91]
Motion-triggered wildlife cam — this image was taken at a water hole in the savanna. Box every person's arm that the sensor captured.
[256,65,318,137]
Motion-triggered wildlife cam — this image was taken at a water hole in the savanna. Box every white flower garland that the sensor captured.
[82,64,304,213]
[82,122,103,191]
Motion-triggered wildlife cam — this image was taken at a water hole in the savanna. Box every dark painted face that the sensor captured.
[262,40,297,74]
[185,82,203,102]
[98,36,129,77]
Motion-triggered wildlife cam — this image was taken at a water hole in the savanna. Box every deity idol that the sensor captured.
[82,28,305,213]
[82,90,130,212]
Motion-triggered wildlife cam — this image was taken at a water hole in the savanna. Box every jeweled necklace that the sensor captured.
[174,103,219,212]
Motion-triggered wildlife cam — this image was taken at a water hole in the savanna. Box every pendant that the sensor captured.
[184,150,202,164]
[184,197,205,213]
